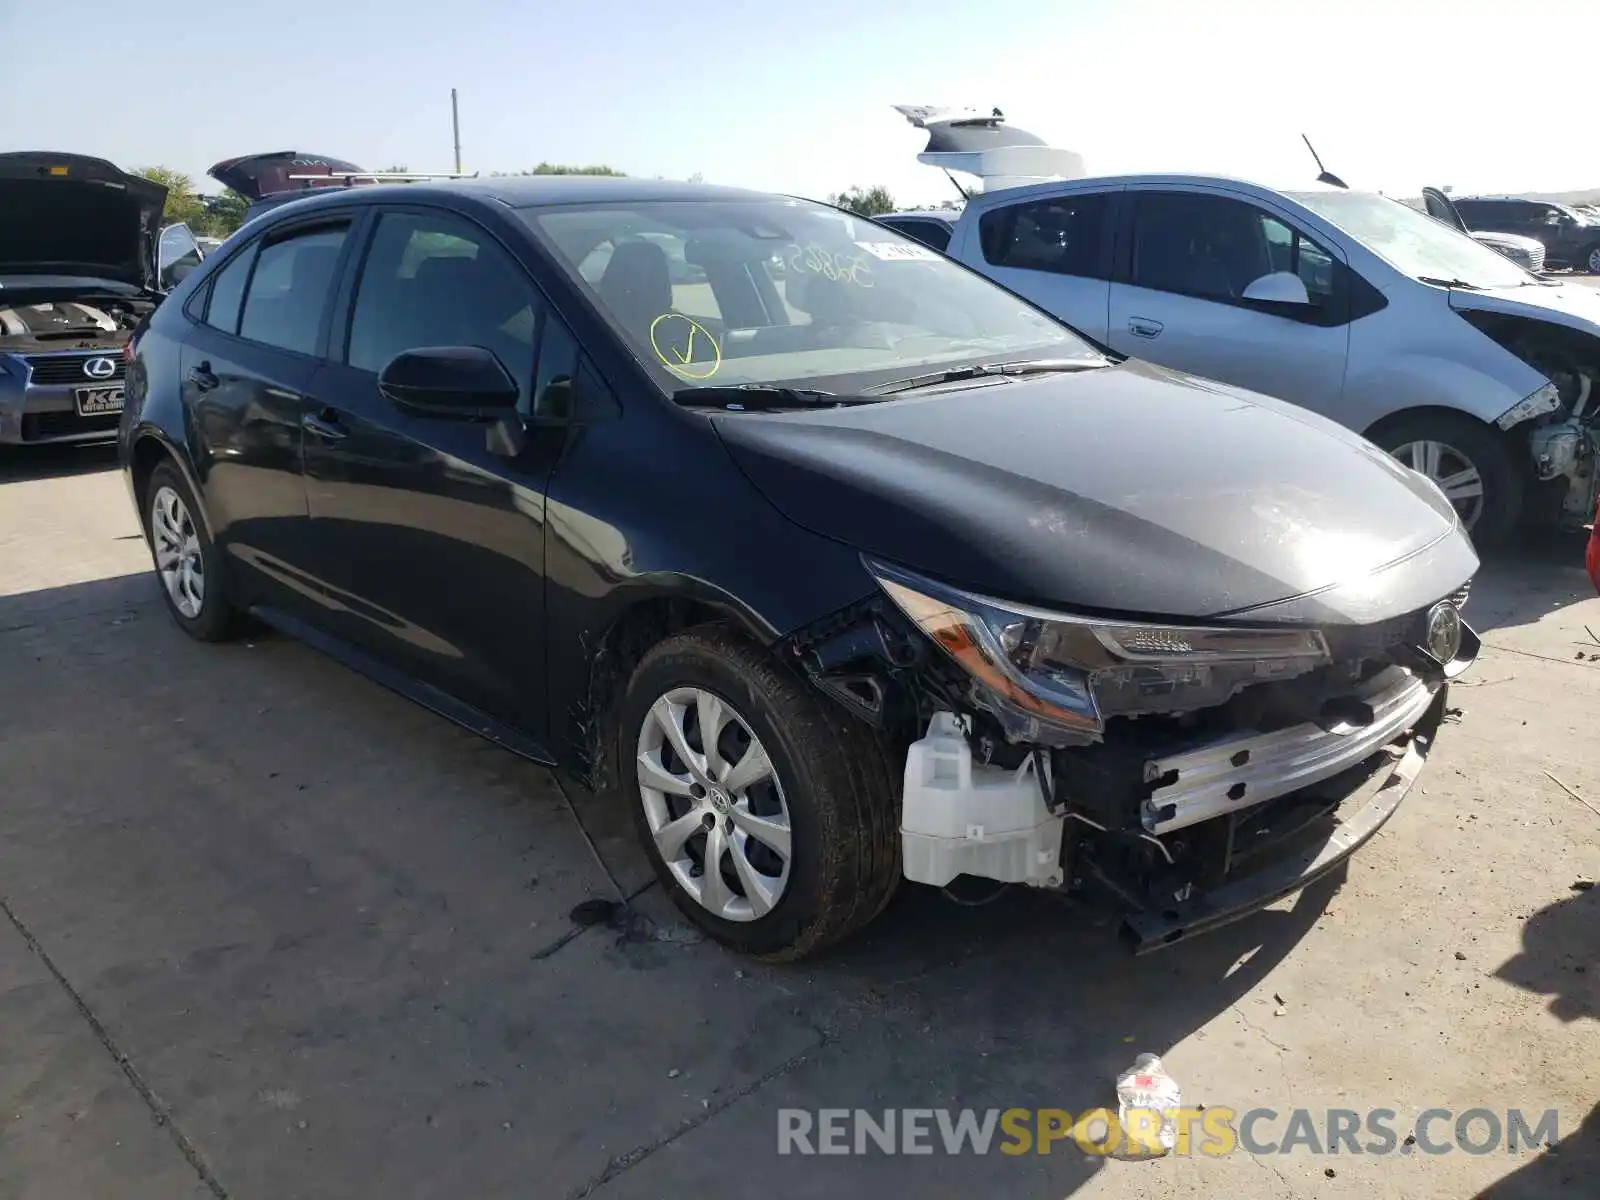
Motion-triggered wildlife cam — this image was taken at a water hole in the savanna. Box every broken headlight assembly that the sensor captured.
[868,560,1331,743]
[1494,380,1563,431]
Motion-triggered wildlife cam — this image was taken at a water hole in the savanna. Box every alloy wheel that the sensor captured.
[150,485,205,619]
[636,686,792,922]
[1390,439,1485,530]
[1588,246,1600,275]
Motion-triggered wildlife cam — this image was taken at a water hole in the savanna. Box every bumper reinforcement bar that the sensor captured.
[1122,685,1446,954]
[1143,665,1440,835]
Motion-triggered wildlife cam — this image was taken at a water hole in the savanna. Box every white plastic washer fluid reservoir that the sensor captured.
[900,712,1065,888]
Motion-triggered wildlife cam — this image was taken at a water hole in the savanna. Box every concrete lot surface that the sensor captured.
[1,445,1595,1200]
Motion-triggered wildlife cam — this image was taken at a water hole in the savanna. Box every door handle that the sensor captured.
[1128,317,1164,339]
[187,362,219,391]
[302,409,349,441]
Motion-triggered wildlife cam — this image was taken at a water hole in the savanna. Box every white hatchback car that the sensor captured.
[933,178,1600,546]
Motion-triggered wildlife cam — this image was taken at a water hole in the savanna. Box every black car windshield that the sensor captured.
[523,197,1100,395]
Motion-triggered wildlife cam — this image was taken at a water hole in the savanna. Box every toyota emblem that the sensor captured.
[1423,601,1463,665]
[83,357,117,379]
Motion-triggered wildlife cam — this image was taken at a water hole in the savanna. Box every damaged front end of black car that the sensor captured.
[730,371,1484,954]
[782,557,1476,952]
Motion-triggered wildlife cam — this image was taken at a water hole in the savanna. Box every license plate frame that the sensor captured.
[73,385,125,416]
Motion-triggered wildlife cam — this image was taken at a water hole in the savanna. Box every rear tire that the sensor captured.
[141,461,249,642]
[618,627,900,960]
[1373,411,1521,551]
[1586,244,1600,275]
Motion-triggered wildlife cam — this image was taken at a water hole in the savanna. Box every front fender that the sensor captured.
[595,571,788,647]
[1345,350,1538,432]
[123,421,214,536]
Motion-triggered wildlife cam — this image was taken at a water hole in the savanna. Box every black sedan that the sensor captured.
[119,176,1479,959]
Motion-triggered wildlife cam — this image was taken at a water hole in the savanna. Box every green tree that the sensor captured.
[493,162,626,177]
[377,164,410,173]
[135,166,209,229]
[201,190,249,236]
[828,184,896,217]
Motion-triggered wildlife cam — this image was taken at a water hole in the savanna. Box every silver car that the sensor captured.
[945,176,1600,546]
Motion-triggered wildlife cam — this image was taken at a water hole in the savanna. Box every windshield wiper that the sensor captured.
[672,384,875,411]
[1417,276,1483,290]
[863,357,1105,396]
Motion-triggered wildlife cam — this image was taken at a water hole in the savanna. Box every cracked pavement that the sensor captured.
[0,446,1595,1199]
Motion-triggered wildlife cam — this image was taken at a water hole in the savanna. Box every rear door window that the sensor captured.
[202,243,256,335]
[978,193,1110,278]
[237,224,350,355]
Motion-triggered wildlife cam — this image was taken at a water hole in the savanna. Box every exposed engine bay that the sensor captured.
[0,297,147,355]
[1469,311,1600,527]
[786,577,1475,952]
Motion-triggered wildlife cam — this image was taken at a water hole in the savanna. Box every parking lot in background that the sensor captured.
[0,439,1595,1200]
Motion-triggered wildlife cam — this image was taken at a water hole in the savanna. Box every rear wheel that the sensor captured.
[1375,411,1520,550]
[1587,244,1600,275]
[619,627,900,960]
[142,461,249,641]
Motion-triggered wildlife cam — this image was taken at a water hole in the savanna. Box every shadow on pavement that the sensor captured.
[1471,886,1597,1199]
[1468,529,1594,635]
[0,564,152,629]
[0,441,120,484]
[0,570,1339,1200]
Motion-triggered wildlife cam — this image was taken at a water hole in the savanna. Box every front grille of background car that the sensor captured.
[23,354,127,386]
[20,411,120,441]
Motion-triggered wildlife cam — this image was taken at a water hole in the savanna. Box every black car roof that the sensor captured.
[248,174,779,220]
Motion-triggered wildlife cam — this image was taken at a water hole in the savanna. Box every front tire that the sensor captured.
[618,627,900,960]
[1586,244,1600,275]
[1375,411,1521,551]
[142,461,249,642]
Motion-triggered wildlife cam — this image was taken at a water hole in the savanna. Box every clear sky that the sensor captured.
[3,0,1596,206]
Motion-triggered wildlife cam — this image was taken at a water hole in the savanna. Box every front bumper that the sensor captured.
[0,354,127,445]
[1119,684,1447,953]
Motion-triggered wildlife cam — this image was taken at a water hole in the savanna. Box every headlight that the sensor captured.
[869,560,1330,741]
[1495,381,1562,430]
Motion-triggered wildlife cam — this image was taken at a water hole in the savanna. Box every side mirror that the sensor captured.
[1241,271,1312,305]
[378,346,520,420]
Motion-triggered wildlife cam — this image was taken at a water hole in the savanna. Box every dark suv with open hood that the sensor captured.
[120,176,1479,958]
[0,152,179,445]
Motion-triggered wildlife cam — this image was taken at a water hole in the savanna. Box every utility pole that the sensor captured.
[451,89,462,174]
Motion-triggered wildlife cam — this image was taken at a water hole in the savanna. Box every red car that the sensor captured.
[1588,501,1600,593]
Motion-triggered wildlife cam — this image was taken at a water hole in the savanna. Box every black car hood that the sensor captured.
[712,360,1477,625]
[0,152,166,290]
[208,150,367,201]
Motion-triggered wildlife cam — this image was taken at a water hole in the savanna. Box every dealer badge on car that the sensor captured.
[1423,601,1463,665]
